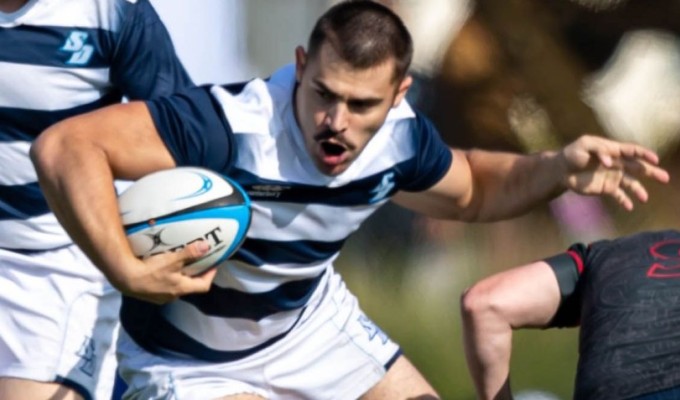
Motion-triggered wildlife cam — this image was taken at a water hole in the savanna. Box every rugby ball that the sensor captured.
[117,167,251,276]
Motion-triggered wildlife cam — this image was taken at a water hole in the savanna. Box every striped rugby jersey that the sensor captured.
[122,64,453,361]
[0,0,192,250]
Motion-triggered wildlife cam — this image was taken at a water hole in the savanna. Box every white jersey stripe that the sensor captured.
[0,0,131,30]
[213,258,335,293]
[246,201,376,241]
[0,142,34,185]
[0,63,111,110]
[0,215,68,249]
[162,299,306,352]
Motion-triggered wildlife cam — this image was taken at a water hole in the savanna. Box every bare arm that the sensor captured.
[393,135,670,221]
[460,261,562,400]
[30,102,215,303]
[394,148,562,221]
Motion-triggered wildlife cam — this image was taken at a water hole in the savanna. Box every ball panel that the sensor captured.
[118,167,238,225]
[125,217,240,258]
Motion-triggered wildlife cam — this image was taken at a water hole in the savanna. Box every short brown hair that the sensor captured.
[307,0,413,82]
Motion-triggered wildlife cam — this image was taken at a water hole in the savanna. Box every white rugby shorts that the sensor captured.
[0,245,121,400]
[118,269,401,399]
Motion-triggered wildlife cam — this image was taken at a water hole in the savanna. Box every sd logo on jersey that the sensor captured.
[61,31,94,65]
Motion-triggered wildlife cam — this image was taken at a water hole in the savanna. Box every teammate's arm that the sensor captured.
[30,101,214,304]
[393,135,669,221]
[459,260,563,400]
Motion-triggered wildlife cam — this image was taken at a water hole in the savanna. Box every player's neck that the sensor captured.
[0,0,29,13]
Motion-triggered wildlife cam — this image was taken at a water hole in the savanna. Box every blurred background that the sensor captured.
[150,0,680,398]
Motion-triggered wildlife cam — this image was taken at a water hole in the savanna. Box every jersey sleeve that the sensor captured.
[145,85,235,171]
[109,0,193,99]
[545,243,588,328]
[398,112,453,192]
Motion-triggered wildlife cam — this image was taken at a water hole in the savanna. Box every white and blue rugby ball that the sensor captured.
[117,167,251,276]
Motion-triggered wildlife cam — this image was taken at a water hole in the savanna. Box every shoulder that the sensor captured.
[209,66,296,136]
[586,229,680,270]
[114,0,165,25]
[587,230,680,258]
[384,103,445,153]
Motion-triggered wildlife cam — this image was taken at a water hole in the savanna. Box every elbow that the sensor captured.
[31,119,99,180]
[30,124,68,178]
[460,282,504,326]
[460,285,485,322]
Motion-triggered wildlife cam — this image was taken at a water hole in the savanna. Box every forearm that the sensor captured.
[460,261,563,399]
[461,290,514,400]
[465,149,566,221]
[31,121,139,289]
[32,103,218,304]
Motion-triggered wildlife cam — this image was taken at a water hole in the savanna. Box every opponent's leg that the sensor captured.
[360,355,440,400]
[0,377,83,400]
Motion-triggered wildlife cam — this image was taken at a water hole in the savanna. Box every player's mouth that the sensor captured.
[313,128,352,169]
[318,140,349,167]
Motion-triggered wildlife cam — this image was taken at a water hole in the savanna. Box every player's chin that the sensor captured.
[318,164,347,176]
[314,149,351,176]
[314,158,350,176]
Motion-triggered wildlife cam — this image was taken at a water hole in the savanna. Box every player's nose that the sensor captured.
[324,103,348,132]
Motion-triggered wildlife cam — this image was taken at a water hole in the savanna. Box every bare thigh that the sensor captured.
[215,395,267,400]
[0,377,83,400]
[360,355,440,400]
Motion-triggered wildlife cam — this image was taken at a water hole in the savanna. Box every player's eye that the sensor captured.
[348,101,371,113]
[316,89,334,101]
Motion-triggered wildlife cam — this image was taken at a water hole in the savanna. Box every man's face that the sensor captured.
[294,43,411,176]
[0,0,30,13]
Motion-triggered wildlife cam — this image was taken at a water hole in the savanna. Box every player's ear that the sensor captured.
[392,74,412,108]
[295,46,307,83]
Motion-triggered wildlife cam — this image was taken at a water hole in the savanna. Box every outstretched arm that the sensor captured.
[393,135,669,221]
[30,102,216,304]
[460,261,562,400]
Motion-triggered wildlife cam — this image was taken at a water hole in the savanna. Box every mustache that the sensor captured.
[313,129,336,141]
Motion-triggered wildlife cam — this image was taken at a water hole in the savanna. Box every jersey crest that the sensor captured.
[369,172,395,203]
[61,31,94,65]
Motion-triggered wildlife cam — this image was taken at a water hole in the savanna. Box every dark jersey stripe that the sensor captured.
[0,183,49,219]
[121,297,304,362]
[231,168,402,206]
[0,91,122,141]
[233,238,345,266]
[0,25,115,68]
[181,272,325,320]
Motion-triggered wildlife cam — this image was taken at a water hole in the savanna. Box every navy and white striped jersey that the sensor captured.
[0,0,192,250]
[122,65,452,361]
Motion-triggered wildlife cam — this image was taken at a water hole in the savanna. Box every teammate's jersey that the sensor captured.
[0,0,192,250]
[122,65,453,362]
[547,230,680,400]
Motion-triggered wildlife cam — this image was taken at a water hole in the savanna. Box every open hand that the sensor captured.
[560,135,670,210]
